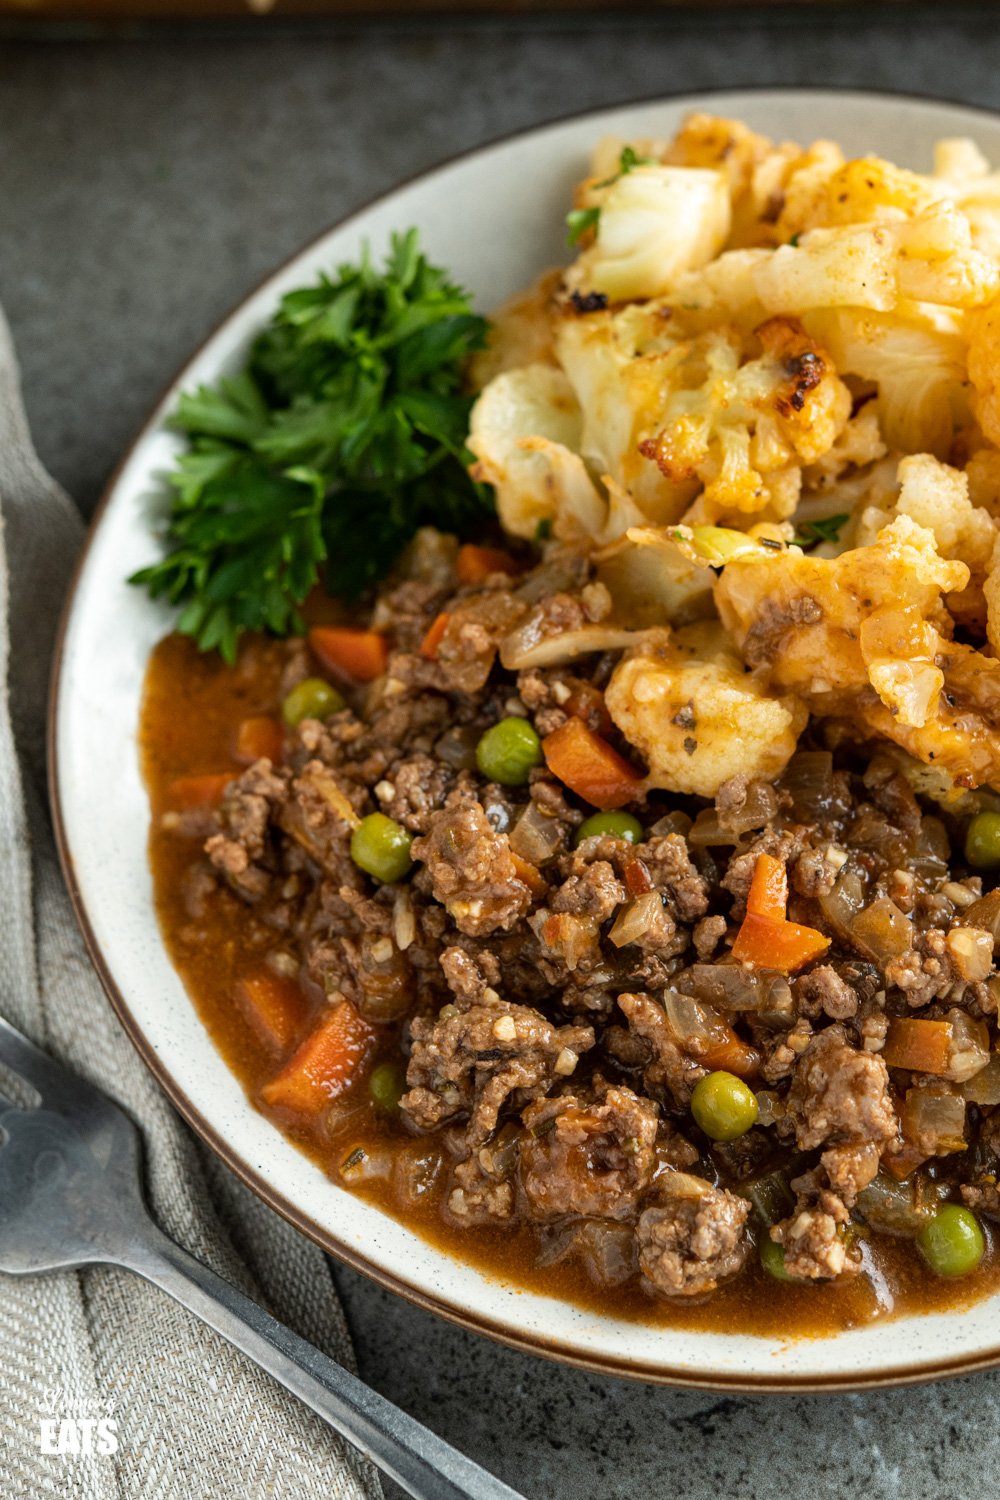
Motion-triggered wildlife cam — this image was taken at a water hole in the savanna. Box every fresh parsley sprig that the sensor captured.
[565,145,656,247]
[131,230,491,662]
[792,513,850,550]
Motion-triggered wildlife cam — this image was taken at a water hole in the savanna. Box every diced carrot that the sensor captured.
[420,611,451,661]
[167,773,234,811]
[623,856,654,897]
[456,544,519,586]
[731,912,831,973]
[883,1017,953,1075]
[699,1029,761,1081]
[564,681,613,735]
[308,627,389,683]
[233,715,284,766]
[542,718,645,811]
[260,999,375,1114]
[510,850,547,897]
[235,972,308,1052]
[746,852,789,922]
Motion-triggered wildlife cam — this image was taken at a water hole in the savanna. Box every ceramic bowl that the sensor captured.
[51,88,1000,1390]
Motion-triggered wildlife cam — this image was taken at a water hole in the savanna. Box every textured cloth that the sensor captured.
[0,304,381,1500]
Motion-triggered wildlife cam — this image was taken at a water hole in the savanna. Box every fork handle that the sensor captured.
[118,1221,524,1500]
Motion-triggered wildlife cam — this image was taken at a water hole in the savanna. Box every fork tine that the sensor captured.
[0,1012,80,1106]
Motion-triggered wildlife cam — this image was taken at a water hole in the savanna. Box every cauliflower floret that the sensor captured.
[467,364,605,542]
[554,310,694,527]
[778,155,943,238]
[968,295,1000,448]
[638,317,851,522]
[605,622,807,798]
[894,454,997,571]
[800,404,887,494]
[669,249,772,334]
[803,308,970,457]
[664,112,818,248]
[754,205,999,317]
[984,532,1000,659]
[574,164,731,302]
[932,138,1000,258]
[715,515,1000,789]
[967,447,1000,516]
[468,271,560,390]
[854,454,997,627]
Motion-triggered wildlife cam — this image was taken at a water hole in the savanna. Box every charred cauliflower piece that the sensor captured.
[638,317,851,522]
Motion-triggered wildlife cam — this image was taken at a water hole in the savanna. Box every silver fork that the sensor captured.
[0,1011,526,1500]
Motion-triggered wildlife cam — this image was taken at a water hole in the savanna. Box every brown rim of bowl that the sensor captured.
[46,84,1000,1395]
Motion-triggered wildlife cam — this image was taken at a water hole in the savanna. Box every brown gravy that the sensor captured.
[140,630,1000,1339]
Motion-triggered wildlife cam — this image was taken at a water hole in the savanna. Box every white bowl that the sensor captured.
[51,88,1000,1391]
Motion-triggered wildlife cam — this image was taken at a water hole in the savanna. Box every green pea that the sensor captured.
[759,1234,794,1282]
[917,1204,985,1278]
[282,676,346,728]
[350,813,414,884]
[965,812,1000,871]
[475,717,543,787]
[690,1070,759,1141]
[369,1059,406,1113]
[574,811,644,847]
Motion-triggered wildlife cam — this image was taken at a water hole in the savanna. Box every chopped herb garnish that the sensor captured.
[594,144,657,189]
[535,517,553,541]
[792,513,850,550]
[788,233,802,248]
[566,206,601,247]
[130,230,491,662]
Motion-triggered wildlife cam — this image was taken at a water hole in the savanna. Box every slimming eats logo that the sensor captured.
[37,1385,119,1457]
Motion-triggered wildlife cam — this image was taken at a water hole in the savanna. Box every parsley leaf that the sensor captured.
[567,147,658,248]
[566,206,601,247]
[130,230,491,661]
[792,513,850,550]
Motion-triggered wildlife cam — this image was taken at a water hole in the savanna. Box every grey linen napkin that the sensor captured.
[0,304,382,1500]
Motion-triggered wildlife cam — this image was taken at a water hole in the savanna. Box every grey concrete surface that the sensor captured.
[4,10,1000,1497]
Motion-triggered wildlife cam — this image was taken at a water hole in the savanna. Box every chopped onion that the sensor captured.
[681,963,790,1014]
[687,809,738,847]
[964,889,1000,947]
[392,1142,445,1207]
[663,990,728,1047]
[817,864,868,945]
[338,1141,395,1185]
[649,810,694,839]
[306,768,361,831]
[945,927,994,983]
[510,800,564,864]
[910,815,951,880]
[536,1218,638,1285]
[753,1092,786,1129]
[434,726,480,771]
[498,621,638,671]
[850,897,914,963]
[961,1051,1000,1105]
[608,891,663,947]
[717,780,779,837]
[856,1172,938,1237]
[901,1085,966,1155]
[779,751,834,819]
[943,1008,990,1082]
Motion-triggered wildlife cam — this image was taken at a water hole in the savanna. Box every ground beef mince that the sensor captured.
[637,1175,751,1297]
[401,1000,595,1146]
[152,528,1000,1315]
